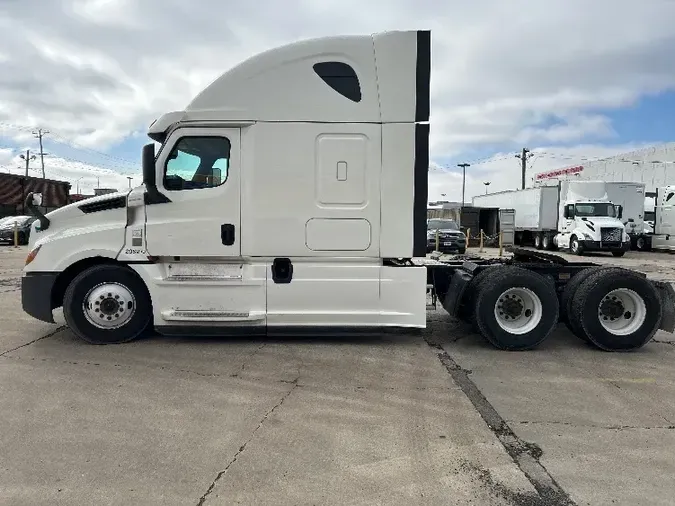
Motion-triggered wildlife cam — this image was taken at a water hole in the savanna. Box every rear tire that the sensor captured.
[534,234,543,250]
[612,251,626,258]
[542,234,552,250]
[570,268,661,351]
[560,267,605,342]
[474,266,559,350]
[63,264,153,345]
[456,266,498,329]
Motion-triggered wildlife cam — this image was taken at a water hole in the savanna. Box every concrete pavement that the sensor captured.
[2,245,675,505]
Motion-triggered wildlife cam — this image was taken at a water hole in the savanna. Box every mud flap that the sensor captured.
[441,270,473,317]
[653,280,675,333]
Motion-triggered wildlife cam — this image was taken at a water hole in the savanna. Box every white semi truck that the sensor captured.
[633,186,675,252]
[19,30,674,352]
[473,181,631,257]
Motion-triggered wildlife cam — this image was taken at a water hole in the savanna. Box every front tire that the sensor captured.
[611,251,626,258]
[474,266,559,350]
[63,264,152,344]
[569,236,584,256]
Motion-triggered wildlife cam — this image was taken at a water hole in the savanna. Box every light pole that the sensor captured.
[127,176,133,188]
[75,176,85,194]
[457,163,470,204]
[483,181,491,194]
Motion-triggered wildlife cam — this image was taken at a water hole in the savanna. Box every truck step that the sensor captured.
[160,309,264,322]
[426,283,436,310]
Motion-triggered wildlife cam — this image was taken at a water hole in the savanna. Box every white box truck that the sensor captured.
[18,30,674,352]
[472,181,631,257]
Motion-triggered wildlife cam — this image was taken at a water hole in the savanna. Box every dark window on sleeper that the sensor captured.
[313,62,362,102]
[667,192,674,202]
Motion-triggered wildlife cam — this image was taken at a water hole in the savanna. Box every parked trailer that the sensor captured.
[19,29,675,352]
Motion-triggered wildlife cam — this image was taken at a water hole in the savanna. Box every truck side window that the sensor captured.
[313,62,362,103]
[164,136,230,191]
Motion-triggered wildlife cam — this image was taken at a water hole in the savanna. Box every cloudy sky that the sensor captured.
[1,0,674,199]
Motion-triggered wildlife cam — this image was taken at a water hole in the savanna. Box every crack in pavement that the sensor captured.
[424,338,576,506]
[0,326,66,357]
[0,353,301,384]
[196,377,300,506]
[653,339,675,346]
[512,420,675,430]
[230,343,267,377]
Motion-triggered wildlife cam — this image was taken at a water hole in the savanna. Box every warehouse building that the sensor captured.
[533,142,675,197]
[0,173,72,219]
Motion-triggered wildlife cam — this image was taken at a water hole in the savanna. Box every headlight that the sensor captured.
[582,233,593,240]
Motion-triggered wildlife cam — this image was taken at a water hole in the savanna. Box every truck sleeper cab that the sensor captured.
[20,30,675,352]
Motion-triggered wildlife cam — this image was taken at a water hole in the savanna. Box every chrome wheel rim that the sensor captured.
[494,287,543,335]
[597,288,647,336]
[83,282,136,329]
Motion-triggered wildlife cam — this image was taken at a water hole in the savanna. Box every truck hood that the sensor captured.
[46,190,131,221]
[29,190,131,247]
[578,216,625,229]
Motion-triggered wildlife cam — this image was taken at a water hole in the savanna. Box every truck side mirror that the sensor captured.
[32,193,43,207]
[564,204,574,219]
[142,143,156,187]
[142,143,171,204]
[616,205,623,219]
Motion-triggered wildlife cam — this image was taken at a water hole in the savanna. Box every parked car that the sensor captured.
[0,215,36,245]
[427,218,466,254]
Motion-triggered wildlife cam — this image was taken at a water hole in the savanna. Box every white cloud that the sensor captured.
[1,0,674,201]
[1,0,674,153]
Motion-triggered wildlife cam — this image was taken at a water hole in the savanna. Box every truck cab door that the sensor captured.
[145,127,241,257]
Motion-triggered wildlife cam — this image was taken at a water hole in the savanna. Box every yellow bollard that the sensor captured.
[479,229,484,252]
[13,223,18,248]
[466,228,470,249]
[435,229,440,251]
[499,230,503,257]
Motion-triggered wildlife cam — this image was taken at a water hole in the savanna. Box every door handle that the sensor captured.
[221,224,235,245]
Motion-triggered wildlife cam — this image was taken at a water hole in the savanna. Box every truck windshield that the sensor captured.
[427,219,459,230]
[575,203,616,217]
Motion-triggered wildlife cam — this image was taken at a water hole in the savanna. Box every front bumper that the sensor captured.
[22,272,58,323]
[579,240,631,252]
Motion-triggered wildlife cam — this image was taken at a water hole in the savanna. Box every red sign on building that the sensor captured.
[535,165,584,180]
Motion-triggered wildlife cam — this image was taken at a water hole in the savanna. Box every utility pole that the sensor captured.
[515,148,532,189]
[457,163,470,204]
[32,128,49,178]
[483,181,491,194]
[19,150,36,177]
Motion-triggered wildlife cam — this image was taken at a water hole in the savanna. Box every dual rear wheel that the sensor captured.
[462,265,661,351]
